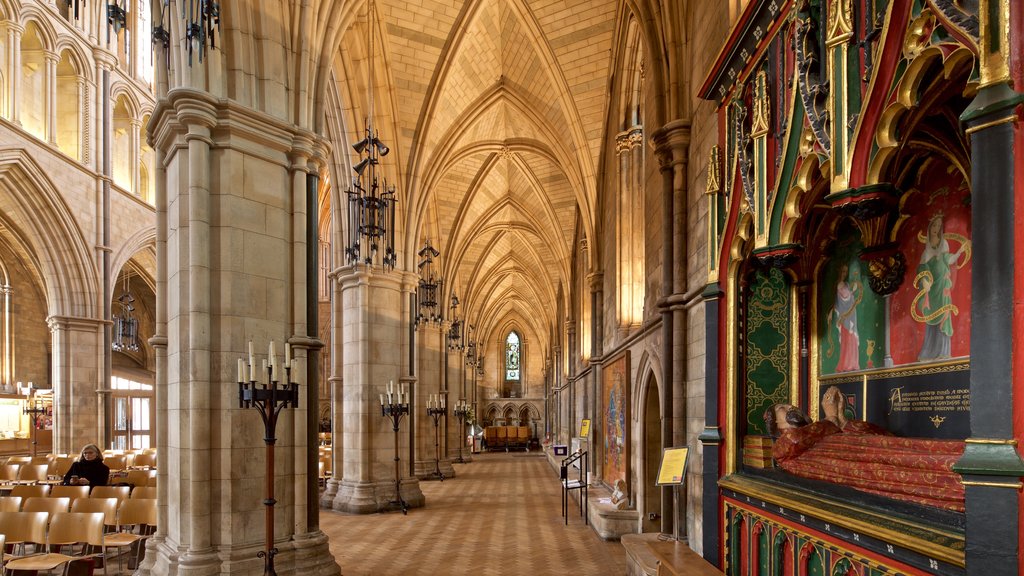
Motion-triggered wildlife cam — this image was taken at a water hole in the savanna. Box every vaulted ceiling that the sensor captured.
[332,0,622,356]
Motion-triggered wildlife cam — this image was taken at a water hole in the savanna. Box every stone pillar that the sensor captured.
[45,52,57,144]
[130,118,142,197]
[416,323,453,478]
[141,90,337,576]
[588,271,603,482]
[47,315,103,453]
[6,23,22,123]
[332,268,424,513]
[651,120,691,538]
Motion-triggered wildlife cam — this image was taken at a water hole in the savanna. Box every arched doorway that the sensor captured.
[642,372,662,532]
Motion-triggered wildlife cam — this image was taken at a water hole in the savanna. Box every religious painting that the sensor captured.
[602,352,629,491]
[818,223,885,374]
[889,167,972,365]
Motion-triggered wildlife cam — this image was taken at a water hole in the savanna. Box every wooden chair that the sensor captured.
[105,499,157,574]
[103,455,127,471]
[23,496,72,515]
[17,463,50,483]
[90,486,131,504]
[4,512,107,576]
[49,457,75,478]
[0,464,21,482]
[50,485,92,503]
[0,510,49,556]
[0,496,22,512]
[30,456,51,466]
[5,457,31,466]
[124,470,152,488]
[130,452,155,469]
[11,484,50,499]
[71,497,118,532]
[145,475,157,487]
[129,487,155,500]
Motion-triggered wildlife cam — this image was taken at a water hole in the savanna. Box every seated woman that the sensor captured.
[63,444,110,487]
[764,388,964,512]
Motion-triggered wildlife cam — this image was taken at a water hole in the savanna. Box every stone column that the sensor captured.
[587,272,603,483]
[416,323,452,478]
[141,90,338,576]
[47,315,103,453]
[45,52,57,144]
[651,119,691,539]
[7,23,22,124]
[332,268,424,513]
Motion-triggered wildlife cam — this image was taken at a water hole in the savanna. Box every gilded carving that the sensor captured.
[903,10,938,59]
[794,1,831,155]
[706,145,721,196]
[751,70,770,137]
[826,0,854,45]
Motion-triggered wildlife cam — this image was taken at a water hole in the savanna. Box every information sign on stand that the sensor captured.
[656,447,689,486]
[579,418,591,438]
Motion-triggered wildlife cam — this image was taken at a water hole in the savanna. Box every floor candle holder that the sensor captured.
[426,394,446,481]
[453,401,470,464]
[238,340,299,576]
[380,381,410,514]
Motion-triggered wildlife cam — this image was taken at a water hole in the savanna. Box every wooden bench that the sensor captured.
[623,533,722,576]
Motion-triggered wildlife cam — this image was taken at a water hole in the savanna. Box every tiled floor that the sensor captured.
[320,452,627,576]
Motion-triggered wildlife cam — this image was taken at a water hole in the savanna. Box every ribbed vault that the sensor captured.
[331,0,618,361]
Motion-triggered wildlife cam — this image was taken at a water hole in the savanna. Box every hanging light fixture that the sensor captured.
[148,0,220,66]
[447,293,463,351]
[416,240,443,325]
[112,274,140,353]
[106,0,128,47]
[344,0,397,271]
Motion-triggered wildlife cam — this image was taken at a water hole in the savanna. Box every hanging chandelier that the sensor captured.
[148,0,221,66]
[112,274,140,353]
[416,240,443,325]
[447,293,463,351]
[106,0,127,47]
[344,0,397,271]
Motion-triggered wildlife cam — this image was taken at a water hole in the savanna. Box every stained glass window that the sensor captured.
[505,332,520,381]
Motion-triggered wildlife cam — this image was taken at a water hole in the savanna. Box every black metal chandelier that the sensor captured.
[447,293,463,351]
[344,0,397,271]
[112,274,139,353]
[64,0,219,65]
[416,240,443,325]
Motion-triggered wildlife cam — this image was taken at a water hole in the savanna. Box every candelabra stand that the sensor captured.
[23,401,50,457]
[426,404,446,481]
[381,385,410,514]
[453,402,470,464]
[238,343,299,576]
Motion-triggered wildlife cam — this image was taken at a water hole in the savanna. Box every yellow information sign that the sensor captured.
[656,447,689,486]
[579,418,591,438]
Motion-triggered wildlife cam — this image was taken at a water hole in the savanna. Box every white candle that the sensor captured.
[441,395,446,408]
[237,358,244,383]
[248,341,255,368]
[262,359,268,383]
[380,394,385,406]
[285,343,292,368]
[388,392,393,404]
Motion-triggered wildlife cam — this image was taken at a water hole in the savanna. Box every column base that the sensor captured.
[414,458,455,480]
[331,477,425,514]
[136,532,341,576]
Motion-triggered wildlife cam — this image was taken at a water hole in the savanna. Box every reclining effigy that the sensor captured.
[765,387,965,512]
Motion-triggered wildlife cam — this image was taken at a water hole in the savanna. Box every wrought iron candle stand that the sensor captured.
[380,382,410,514]
[426,395,446,481]
[453,401,470,464]
[23,400,51,457]
[238,341,299,576]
